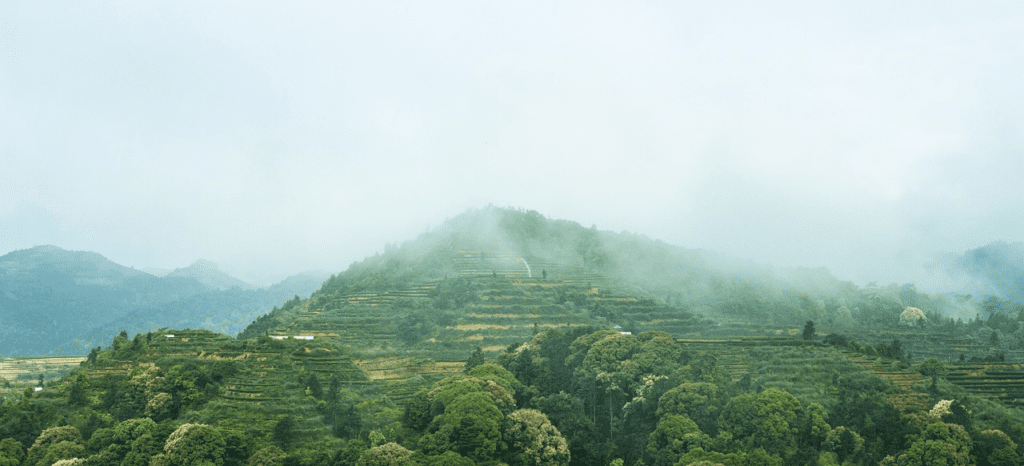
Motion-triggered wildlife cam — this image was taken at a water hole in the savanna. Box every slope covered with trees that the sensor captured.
[5,206,1024,465]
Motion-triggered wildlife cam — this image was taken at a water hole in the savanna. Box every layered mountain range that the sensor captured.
[0,245,328,355]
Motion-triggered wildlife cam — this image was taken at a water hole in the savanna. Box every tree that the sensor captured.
[658,382,720,436]
[917,358,948,392]
[272,416,297,450]
[162,423,227,466]
[973,429,1020,466]
[247,446,287,466]
[464,347,485,374]
[25,425,84,466]
[110,418,162,466]
[718,388,803,460]
[532,392,607,466]
[418,392,505,462]
[356,442,416,466]
[68,373,89,406]
[802,321,816,340]
[504,409,570,466]
[824,426,864,465]
[888,422,971,466]
[0,438,24,466]
[306,374,323,399]
[646,414,707,466]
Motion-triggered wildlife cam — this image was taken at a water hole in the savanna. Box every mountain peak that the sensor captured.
[168,259,254,291]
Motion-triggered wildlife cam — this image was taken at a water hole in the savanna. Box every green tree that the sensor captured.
[658,382,720,436]
[306,374,323,400]
[824,426,865,465]
[418,451,475,466]
[31,441,85,466]
[418,392,505,462]
[464,347,485,374]
[802,320,816,340]
[972,429,1019,466]
[887,422,971,466]
[25,425,84,466]
[356,442,416,466]
[676,447,783,466]
[0,438,24,466]
[247,446,287,466]
[646,414,707,466]
[68,373,90,406]
[532,392,608,466]
[162,423,226,466]
[504,409,570,466]
[718,388,803,460]
[917,358,948,392]
[272,416,297,450]
[110,418,162,466]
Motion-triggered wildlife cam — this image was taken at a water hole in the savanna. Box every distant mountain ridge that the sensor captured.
[0,245,327,356]
[167,259,255,290]
[56,270,331,355]
[943,241,1024,302]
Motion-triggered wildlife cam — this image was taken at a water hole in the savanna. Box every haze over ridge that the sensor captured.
[2,2,1022,287]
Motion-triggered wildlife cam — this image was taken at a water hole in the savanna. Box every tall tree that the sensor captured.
[802,321,816,340]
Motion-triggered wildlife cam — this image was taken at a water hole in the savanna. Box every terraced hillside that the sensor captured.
[0,355,85,399]
[837,326,1024,364]
[77,329,367,450]
[946,364,1024,408]
[669,337,932,413]
[250,249,713,391]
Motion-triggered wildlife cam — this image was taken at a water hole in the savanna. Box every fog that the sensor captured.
[2,2,1022,287]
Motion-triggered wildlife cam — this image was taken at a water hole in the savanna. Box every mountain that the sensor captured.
[141,267,172,277]
[0,245,210,355]
[166,259,255,290]
[55,270,331,355]
[942,241,1024,302]
[0,245,327,356]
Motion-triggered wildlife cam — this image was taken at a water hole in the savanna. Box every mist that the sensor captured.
[2,2,1023,288]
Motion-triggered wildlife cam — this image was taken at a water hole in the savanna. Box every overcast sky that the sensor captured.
[2,1,1023,287]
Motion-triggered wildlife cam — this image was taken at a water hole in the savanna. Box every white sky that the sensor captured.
[2,1,1023,287]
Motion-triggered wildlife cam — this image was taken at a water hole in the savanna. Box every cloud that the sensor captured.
[2,1,1022,287]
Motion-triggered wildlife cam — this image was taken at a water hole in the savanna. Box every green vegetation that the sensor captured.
[5,207,1024,465]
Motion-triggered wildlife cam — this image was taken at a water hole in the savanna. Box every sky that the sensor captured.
[2,1,1023,287]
